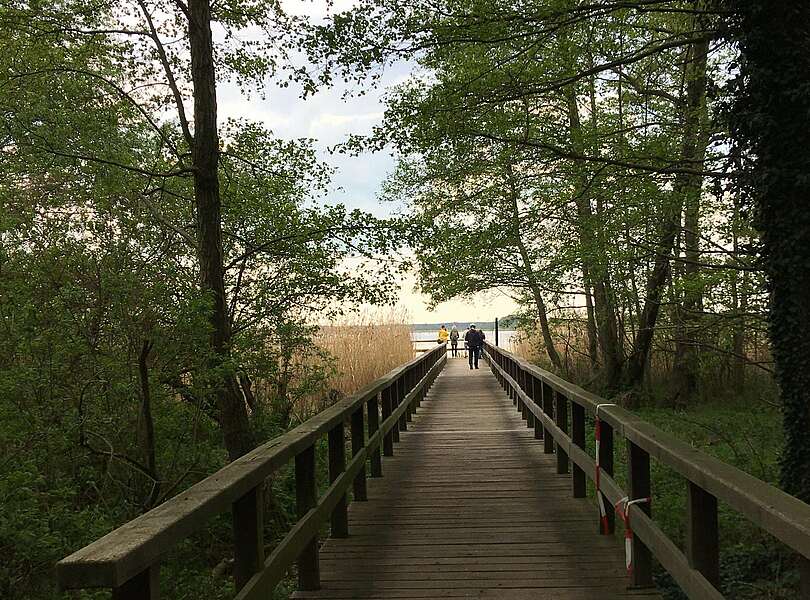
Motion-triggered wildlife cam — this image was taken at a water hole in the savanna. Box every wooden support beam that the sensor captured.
[687,482,720,588]
[328,422,348,537]
[232,485,265,592]
[598,418,615,534]
[571,403,586,498]
[543,382,555,454]
[398,375,408,432]
[628,441,653,588]
[295,445,320,591]
[367,394,382,478]
[351,407,368,501]
[381,385,394,456]
[531,376,543,440]
[112,566,159,600]
[555,391,569,474]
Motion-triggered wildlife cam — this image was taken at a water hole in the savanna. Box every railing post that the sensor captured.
[328,422,348,537]
[295,444,320,591]
[524,370,535,428]
[628,441,653,588]
[416,360,425,408]
[382,385,394,456]
[687,482,719,588]
[530,376,543,440]
[233,484,265,592]
[112,566,159,600]
[405,368,414,422]
[542,382,555,454]
[398,373,408,432]
[368,393,382,478]
[392,377,401,442]
[518,367,527,419]
[555,390,569,474]
[415,363,421,410]
[598,419,615,534]
[801,557,810,599]
[351,407,368,501]
[571,402,586,498]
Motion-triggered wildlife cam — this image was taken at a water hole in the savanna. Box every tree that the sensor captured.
[720,0,810,502]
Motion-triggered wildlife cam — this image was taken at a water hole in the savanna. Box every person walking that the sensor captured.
[464,324,486,369]
[437,324,450,344]
[449,325,460,357]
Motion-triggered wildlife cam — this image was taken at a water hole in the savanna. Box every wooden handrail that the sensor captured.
[484,341,810,598]
[57,344,448,598]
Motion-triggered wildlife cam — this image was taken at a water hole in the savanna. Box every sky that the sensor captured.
[218,1,520,323]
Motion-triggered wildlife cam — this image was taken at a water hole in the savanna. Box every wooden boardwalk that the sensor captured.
[293,357,661,599]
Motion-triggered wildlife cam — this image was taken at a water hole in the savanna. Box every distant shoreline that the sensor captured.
[410,321,514,332]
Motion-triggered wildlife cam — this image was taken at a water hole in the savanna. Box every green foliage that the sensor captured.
[0,0,406,596]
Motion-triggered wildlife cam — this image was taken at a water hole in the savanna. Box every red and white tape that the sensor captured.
[614,496,651,576]
[595,403,616,534]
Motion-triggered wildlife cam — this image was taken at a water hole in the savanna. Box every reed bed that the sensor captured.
[313,309,414,398]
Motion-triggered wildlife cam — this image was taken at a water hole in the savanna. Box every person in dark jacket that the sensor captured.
[449,325,460,356]
[464,324,485,369]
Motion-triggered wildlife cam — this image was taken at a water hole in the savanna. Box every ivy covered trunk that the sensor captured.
[188,0,254,460]
[725,0,810,502]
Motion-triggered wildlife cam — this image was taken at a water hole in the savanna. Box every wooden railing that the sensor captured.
[57,344,447,599]
[484,342,810,598]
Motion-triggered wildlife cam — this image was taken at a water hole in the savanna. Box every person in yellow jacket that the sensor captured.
[437,324,450,344]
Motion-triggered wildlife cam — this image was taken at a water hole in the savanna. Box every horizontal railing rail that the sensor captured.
[57,343,448,599]
[484,341,810,599]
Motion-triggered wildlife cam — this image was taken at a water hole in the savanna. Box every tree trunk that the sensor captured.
[725,0,810,501]
[505,168,563,370]
[624,32,710,391]
[530,286,563,371]
[138,339,160,508]
[188,0,253,460]
[582,266,599,369]
[565,86,622,389]
[672,32,711,407]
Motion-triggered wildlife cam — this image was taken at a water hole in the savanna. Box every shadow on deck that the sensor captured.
[292,359,660,599]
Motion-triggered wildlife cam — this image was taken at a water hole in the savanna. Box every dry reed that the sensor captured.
[313,309,414,397]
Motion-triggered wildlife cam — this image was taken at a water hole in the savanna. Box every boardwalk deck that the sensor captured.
[292,356,661,599]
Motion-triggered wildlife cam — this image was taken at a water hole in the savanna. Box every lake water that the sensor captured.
[412,329,516,347]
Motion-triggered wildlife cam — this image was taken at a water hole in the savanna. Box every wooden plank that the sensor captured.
[297,359,660,600]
